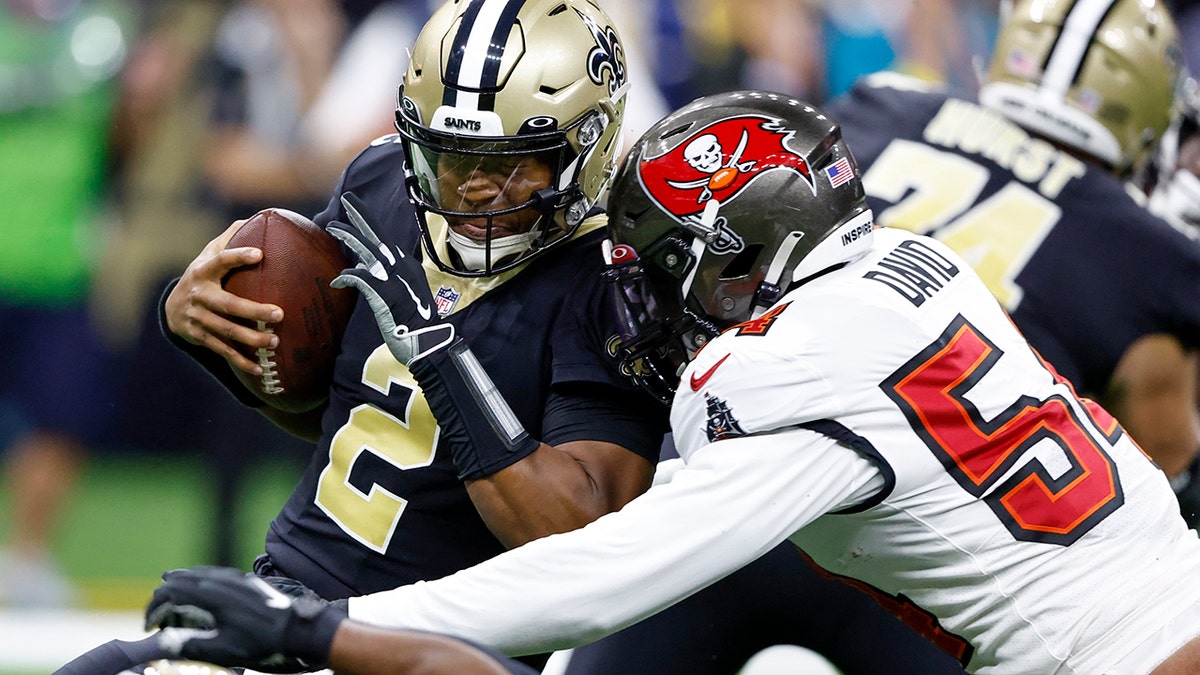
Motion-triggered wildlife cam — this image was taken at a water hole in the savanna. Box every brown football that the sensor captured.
[222,208,357,413]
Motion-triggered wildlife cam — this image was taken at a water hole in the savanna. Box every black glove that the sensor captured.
[259,573,326,604]
[327,191,455,365]
[144,566,346,673]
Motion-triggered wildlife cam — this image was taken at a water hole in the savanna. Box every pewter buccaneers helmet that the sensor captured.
[396,0,628,276]
[604,91,874,401]
[980,0,1182,178]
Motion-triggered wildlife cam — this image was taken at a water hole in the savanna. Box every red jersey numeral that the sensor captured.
[731,302,790,336]
[882,316,1123,545]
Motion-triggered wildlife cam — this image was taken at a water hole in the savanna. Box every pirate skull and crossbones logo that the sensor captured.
[670,129,758,203]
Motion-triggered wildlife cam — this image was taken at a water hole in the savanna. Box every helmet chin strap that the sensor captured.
[751,230,805,318]
[679,198,723,296]
[447,227,541,272]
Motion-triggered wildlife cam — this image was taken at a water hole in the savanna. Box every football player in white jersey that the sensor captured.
[145,91,1200,674]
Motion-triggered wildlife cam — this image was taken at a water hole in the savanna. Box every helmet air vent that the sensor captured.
[660,123,696,142]
[719,244,764,280]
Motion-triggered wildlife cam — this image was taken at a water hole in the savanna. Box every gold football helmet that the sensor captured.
[396,0,629,276]
[980,0,1182,178]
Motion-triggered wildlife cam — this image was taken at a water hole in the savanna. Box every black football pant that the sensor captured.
[563,542,968,675]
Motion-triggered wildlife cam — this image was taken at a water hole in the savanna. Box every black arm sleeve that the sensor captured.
[409,345,668,479]
[409,340,541,480]
[52,636,166,675]
[157,278,266,408]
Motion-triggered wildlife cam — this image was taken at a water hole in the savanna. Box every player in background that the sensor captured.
[145,89,1200,675]
[1144,76,1200,236]
[155,0,668,670]
[822,0,1200,526]
[1138,74,1200,520]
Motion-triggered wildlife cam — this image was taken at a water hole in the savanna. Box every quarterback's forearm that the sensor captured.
[349,431,873,655]
[465,439,654,548]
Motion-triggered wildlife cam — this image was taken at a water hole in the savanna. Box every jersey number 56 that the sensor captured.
[882,316,1123,545]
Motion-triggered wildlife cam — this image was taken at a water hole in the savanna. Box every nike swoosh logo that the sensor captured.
[400,278,432,321]
[690,353,730,391]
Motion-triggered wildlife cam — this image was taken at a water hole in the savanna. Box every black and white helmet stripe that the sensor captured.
[442,0,526,112]
[981,0,1180,174]
[1039,0,1120,96]
[397,0,628,275]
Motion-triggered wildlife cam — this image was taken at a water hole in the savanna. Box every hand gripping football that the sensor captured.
[222,208,357,412]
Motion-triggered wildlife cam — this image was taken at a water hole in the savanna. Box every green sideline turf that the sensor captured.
[0,458,848,675]
[1,454,300,611]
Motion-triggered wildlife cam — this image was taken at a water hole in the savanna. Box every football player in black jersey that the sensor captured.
[57,2,961,674]
[824,0,1200,522]
[1146,77,1200,235]
[154,0,668,671]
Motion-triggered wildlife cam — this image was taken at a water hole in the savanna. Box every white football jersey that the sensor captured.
[672,227,1200,672]
[350,228,1200,674]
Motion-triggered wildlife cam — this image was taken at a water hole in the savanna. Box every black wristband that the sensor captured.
[158,278,266,409]
[282,596,348,665]
[409,339,541,480]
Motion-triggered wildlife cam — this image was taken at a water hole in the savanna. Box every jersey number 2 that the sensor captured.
[882,316,1123,545]
[315,344,439,553]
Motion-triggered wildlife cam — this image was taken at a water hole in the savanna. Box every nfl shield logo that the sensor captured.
[434,286,460,317]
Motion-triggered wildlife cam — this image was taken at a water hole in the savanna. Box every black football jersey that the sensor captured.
[262,135,666,599]
[826,77,1200,396]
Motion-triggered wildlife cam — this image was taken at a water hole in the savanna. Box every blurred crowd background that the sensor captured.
[4,0,1197,613]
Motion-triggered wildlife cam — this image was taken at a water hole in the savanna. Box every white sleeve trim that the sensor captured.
[348,428,883,655]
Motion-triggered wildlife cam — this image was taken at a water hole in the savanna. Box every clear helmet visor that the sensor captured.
[397,109,595,276]
[409,139,562,216]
